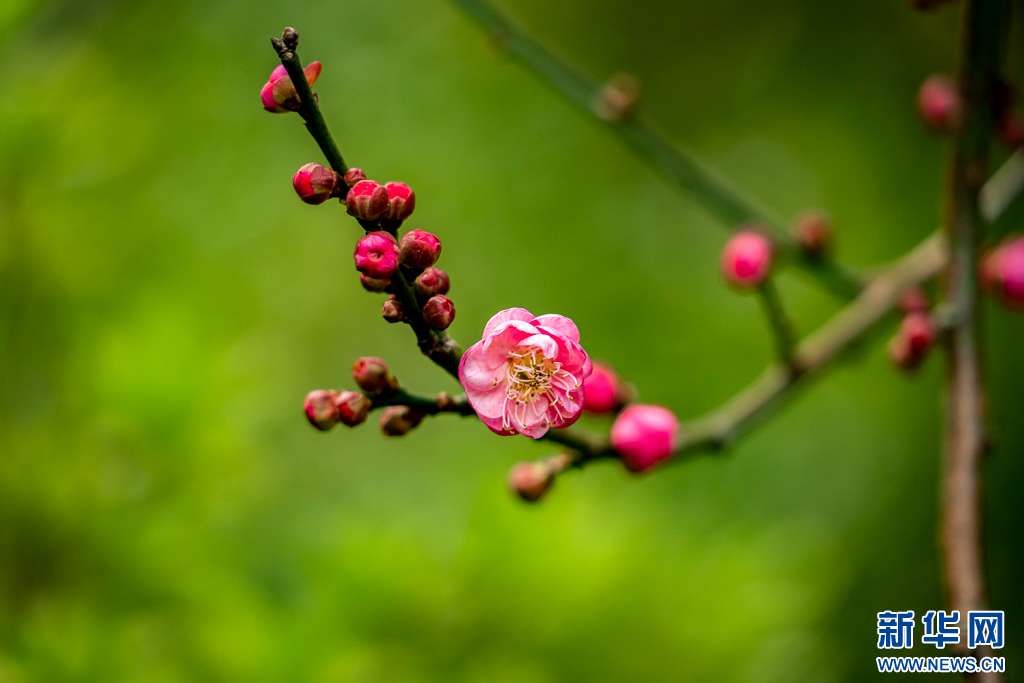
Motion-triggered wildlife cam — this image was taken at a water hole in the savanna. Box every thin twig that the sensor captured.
[939,0,1008,674]
[450,0,862,299]
[371,389,475,416]
[757,279,798,369]
[269,28,464,381]
[271,28,349,176]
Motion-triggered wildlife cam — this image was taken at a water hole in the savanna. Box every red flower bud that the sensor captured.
[379,405,424,436]
[343,167,367,188]
[507,461,554,502]
[917,75,962,132]
[981,236,1024,309]
[422,295,455,330]
[352,356,398,395]
[582,362,621,414]
[793,211,832,259]
[359,273,391,292]
[345,179,389,221]
[304,389,340,430]
[399,229,442,271]
[381,294,406,323]
[414,267,451,299]
[888,313,935,371]
[334,390,371,427]
[354,231,399,279]
[292,162,339,205]
[260,61,322,113]
[999,111,1024,149]
[381,181,416,227]
[721,229,773,289]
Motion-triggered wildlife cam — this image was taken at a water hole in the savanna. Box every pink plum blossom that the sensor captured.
[610,404,679,472]
[260,61,323,113]
[459,308,592,439]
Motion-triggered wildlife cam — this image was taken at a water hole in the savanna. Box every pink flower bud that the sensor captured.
[507,461,553,502]
[917,75,962,132]
[381,295,405,323]
[414,267,450,298]
[721,229,773,289]
[343,167,367,187]
[304,389,340,430]
[793,211,832,258]
[379,405,424,436]
[292,162,339,205]
[888,313,935,370]
[422,295,455,330]
[582,362,621,414]
[260,61,322,113]
[381,181,416,226]
[352,356,398,395]
[354,231,399,279]
[399,229,442,271]
[981,236,1024,309]
[610,404,679,472]
[359,273,391,292]
[335,390,371,427]
[345,180,389,221]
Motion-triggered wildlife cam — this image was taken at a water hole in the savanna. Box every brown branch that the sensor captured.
[939,0,1009,673]
[548,233,948,469]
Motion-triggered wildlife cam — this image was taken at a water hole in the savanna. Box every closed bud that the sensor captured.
[381,295,405,323]
[352,356,398,395]
[304,389,340,430]
[793,211,832,259]
[611,404,679,472]
[381,182,416,227]
[343,167,367,187]
[888,313,935,371]
[379,405,424,436]
[507,461,553,502]
[345,179,389,221]
[721,228,774,289]
[981,236,1024,309]
[594,72,640,123]
[917,75,961,132]
[423,295,455,330]
[399,229,442,271]
[900,287,929,314]
[359,273,391,292]
[999,112,1024,149]
[260,61,322,113]
[354,231,399,279]
[335,390,371,427]
[292,162,339,205]
[414,267,450,298]
[582,362,622,414]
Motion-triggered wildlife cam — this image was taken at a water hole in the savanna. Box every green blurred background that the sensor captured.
[1,0,1021,680]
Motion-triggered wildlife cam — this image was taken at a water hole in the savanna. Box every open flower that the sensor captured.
[459,308,592,438]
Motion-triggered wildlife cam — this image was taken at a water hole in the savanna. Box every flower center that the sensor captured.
[506,348,557,403]
[502,347,579,430]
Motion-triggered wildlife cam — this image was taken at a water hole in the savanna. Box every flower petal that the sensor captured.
[458,341,505,392]
[483,307,535,338]
[532,314,580,343]
[519,333,559,359]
